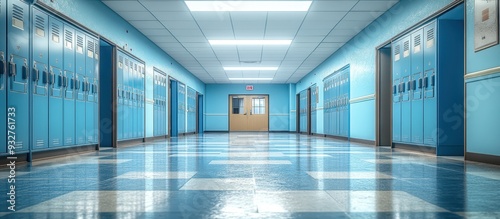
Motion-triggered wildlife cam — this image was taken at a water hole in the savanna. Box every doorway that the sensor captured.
[229,95,269,131]
[376,45,392,146]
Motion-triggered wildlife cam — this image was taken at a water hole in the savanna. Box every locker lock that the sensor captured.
[22,59,28,80]
[9,56,16,77]
[32,63,40,82]
[0,56,5,75]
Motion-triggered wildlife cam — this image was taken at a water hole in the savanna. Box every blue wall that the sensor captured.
[37,0,205,138]
[205,84,290,132]
[295,0,455,140]
[465,0,500,156]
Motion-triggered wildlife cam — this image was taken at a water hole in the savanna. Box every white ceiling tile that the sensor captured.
[140,28,172,36]
[266,12,306,29]
[116,11,156,21]
[140,1,189,12]
[151,11,193,21]
[129,20,164,29]
[103,1,147,12]
[149,36,178,43]
[177,37,208,43]
[169,28,205,37]
[161,20,199,29]
[352,1,398,12]
[334,20,372,31]
[296,28,332,36]
[343,11,385,21]
[293,36,325,43]
[309,1,357,12]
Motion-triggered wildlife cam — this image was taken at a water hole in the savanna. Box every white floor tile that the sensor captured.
[209,160,292,165]
[326,191,448,212]
[255,191,343,212]
[180,178,255,190]
[116,171,197,179]
[307,171,393,179]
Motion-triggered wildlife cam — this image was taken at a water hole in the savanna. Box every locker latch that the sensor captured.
[32,64,40,82]
[9,57,16,77]
[0,58,5,75]
[418,78,423,89]
[43,70,49,84]
[22,64,29,80]
[423,77,428,88]
[431,75,435,87]
[58,74,63,87]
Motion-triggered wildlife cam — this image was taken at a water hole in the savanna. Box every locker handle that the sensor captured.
[62,76,67,88]
[431,75,435,87]
[32,68,39,82]
[22,65,28,80]
[93,84,98,94]
[0,59,5,75]
[48,72,55,85]
[58,75,63,87]
[402,82,406,93]
[75,79,80,90]
[411,80,416,91]
[418,78,423,89]
[407,81,412,91]
[398,83,402,93]
[423,77,428,88]
[43,71,49,84]
[9,62,16,77]
[393,85,397,95]
[71,78,76,89]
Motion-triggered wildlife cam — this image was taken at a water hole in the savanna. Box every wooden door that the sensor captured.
[229,95,269,131]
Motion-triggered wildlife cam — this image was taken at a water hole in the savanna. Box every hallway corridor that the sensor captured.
[2,133,500,218]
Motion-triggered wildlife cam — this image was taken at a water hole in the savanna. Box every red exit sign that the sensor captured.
[246,85,254,91]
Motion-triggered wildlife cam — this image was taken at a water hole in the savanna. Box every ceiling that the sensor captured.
[101,0,399,84]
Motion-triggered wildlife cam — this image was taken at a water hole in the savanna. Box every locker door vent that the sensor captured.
[394,44,400,61]
[35,15,45,37]
[65,29,73,49]
[36,140,44,147]
[403,40,410,57]
[414,34,421,53]
[118,56,123,68]
[51,23,60,43]
[426,28,435,48]
[77,35,84,54]
[12,4,24,30]
[87,40,94,58]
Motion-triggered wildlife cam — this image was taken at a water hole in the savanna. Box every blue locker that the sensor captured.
[170,80,178,137]
[133,62,138,138]
[343,70,350,137]
[63,23,75,146]
[0,0,6,153]
[75,30,86,145]
[85,36,95,144]
[423,22,437,146]
[48,16,64,148]
[311,85,317,134]
[323,81,328,135]
[93,38,99,143]
[178,83,185,134]
[334,76,339,135]
[130,61,136,138]
[392,40,401,142]
[123,58,129,139]
[31,8,49,150]
[400,36,411,142]
[153,74,157,136]
[410,28,424,144]
[140,64,145,137]
[117,53,123,140]
[7,0,30,152]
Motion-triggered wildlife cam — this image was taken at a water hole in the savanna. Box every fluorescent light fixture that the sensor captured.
[209,40,292,46]
[224,67,278,71]
[228,78,273,81]
[185,1,312,12]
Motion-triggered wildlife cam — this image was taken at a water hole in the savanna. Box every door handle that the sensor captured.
[32,67,39,82]
[43,70,49,84]
[22,64,28,80]
[9,62,16,77]
[0,59,5,75]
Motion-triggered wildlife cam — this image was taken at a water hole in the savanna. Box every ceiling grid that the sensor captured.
[102,0,399,84]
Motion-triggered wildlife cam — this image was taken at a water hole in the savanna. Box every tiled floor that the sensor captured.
[2,133,500,218]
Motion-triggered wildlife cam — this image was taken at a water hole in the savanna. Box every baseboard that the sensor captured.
[269,131,292,133]
[203,131,229,133]
[117,138,145,147]
[144,135,168,142]
[393,142,436,154]
[0,145,98,166]
[325,135,349,141]
[466,152,500,165]
[350,138,375,146]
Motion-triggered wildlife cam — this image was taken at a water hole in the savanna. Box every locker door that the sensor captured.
[63,23,75,146]
[32,8,49,149]
[140,65,144,137]
[134,63,139,138]
[117,54,123,140]
[344,72,350,137]
[311,85,316,134]
[178,83,185,134]
[85,36,95,144]
[132,62,138,138]
[123,58,129,139]
[410,28,424,145]
[323,82,327,135]
[153,72,158,136]
[93,38,99,143]
[8,0,30,152]
[392,41,401,142]
[400,36,411,143]
[0,0,6,153]
[48,16,64,148]
[334,76,339,135]
[325,80,330,135]
[75,30,85,145]
[170,80,178,137]
[423,21,437,146]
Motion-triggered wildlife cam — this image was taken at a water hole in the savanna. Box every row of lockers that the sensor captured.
[116,50,145,141]
[153,69,167,137]
[311,85,318,134]
[0,0,99,154]
[392,19,464,155]
[323,67,350,137]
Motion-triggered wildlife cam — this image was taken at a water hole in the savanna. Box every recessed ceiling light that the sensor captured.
[209,40,292,46]
[185,1,312,12]
[228,78,274,81]
[224,67,278,71]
